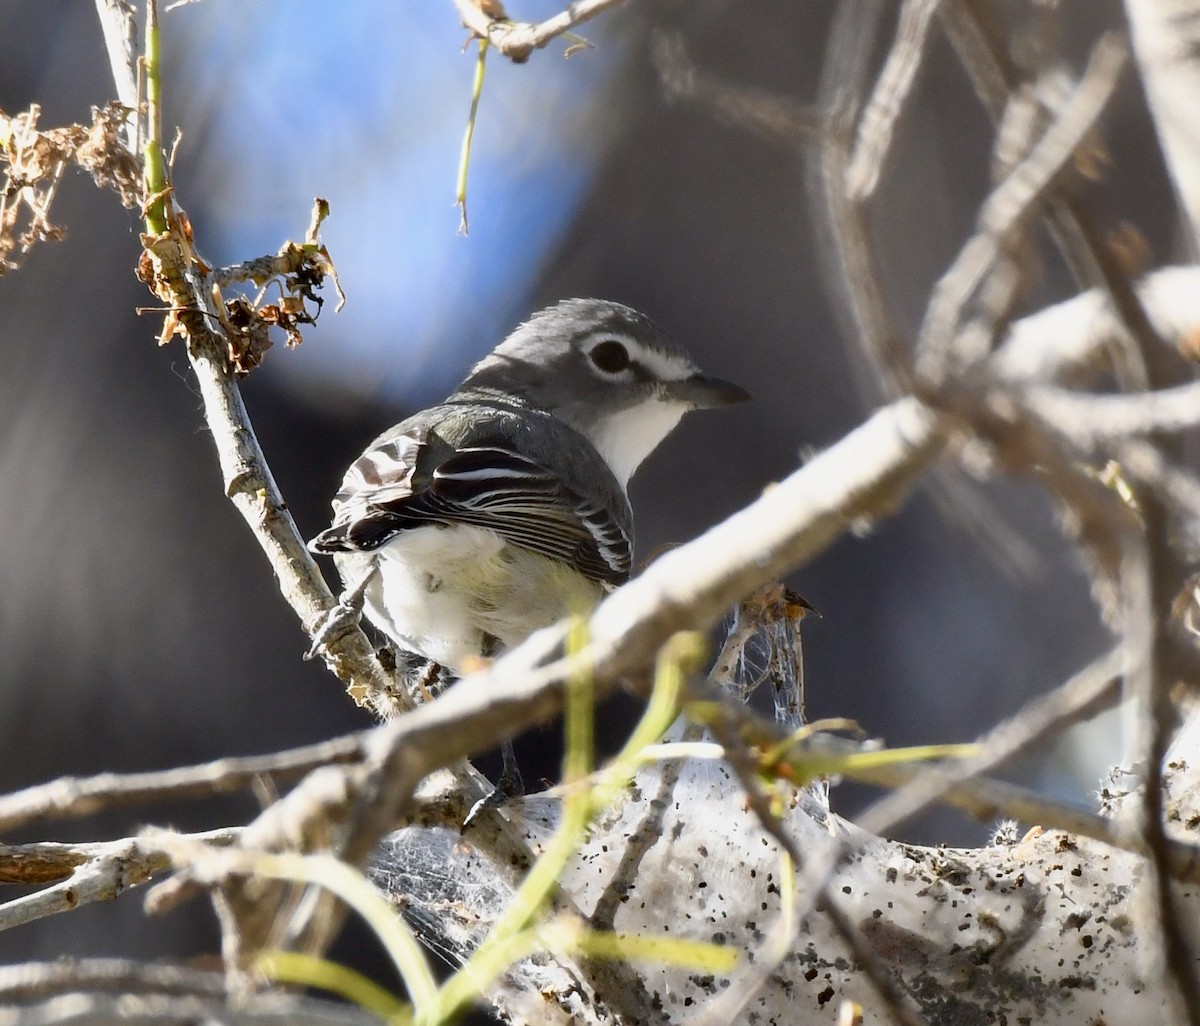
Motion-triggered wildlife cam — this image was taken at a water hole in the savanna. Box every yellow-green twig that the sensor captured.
[246,852,437,1017]
[456,39,488,234]
[564,925,738,972]
[257,951,411,1024]
[141,0,168,234]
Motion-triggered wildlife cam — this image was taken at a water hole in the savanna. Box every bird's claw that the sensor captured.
[393,649,454,703]
[303,569,374,661]
[462,739,525,830]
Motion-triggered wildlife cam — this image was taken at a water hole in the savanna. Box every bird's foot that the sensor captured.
[393,649,455,703]
[462,739,525,829]
[303,568,375,661]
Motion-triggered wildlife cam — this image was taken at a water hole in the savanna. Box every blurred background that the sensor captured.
[0,0,1186,976]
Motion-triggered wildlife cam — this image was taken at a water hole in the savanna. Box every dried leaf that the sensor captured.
[224,295,273,375]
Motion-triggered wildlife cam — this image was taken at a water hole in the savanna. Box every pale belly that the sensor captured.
[335,524,604,674]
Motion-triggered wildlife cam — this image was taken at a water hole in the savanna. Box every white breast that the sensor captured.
[338,524,603,674]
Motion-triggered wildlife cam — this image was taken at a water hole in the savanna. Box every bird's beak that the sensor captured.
[664,373,751,409]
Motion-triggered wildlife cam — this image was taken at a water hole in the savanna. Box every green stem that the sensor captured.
[142,0,168,234]
[257,951,411,1024]
[455,38,488,234]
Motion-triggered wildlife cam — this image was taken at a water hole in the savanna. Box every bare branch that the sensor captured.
[0,736,366,836]
[1126,0,1200,250]
[652,33,824,146]
[94,0,404,717]
[0,959,225,1004]
[0,830,237,933]
[1023,378,1200,443]
[915,33,1127,379]
[856,646,1124,835]
[92,0,139,148]
[989,265,1200,384]
[846,0,944,201]
[176,329,403,709]
[0,991,376,1026]
[812,1,915,395]
[452,0,625,63]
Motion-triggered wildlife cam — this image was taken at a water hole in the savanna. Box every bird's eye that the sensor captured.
[589,340,631,374]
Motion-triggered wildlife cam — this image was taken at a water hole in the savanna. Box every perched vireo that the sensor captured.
[310,298,748,682]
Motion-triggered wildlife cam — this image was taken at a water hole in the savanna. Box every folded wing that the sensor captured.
[309,429,632,587]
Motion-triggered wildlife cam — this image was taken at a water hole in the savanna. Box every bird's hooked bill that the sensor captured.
[665,373,751,409]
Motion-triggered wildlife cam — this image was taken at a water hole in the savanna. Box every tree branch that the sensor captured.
[1126,0,1200,250]
[0,829,237,933]
[846,0,945,201]
[452,0,626,63]
[0,737,366,836]
[915,33,1127,379]
[94,0,404,718]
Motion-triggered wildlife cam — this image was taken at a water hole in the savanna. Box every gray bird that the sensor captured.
[309,298,748,684]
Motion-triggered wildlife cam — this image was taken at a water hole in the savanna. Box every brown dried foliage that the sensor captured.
[0,102,139,274]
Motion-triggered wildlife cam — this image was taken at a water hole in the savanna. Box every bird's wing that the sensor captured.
[309,418,632,587]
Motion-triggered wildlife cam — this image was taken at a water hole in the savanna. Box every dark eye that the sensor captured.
[589,340,631,374]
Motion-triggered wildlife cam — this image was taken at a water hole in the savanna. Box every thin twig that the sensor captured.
[1022,379,1200,442]
[0,735,367,835]
[846,0,944,201]
[652,33,824,145]
[95,0,404,717]
[915,33,1127,380]
[456,38,488,234]
[0,959,226,1003]
[705,718,930,1026]
[812,0,914,395]
[809,0,1055,579]
[939,0,1159,390]
[854,646,1125,838]
[0,829,238,933]
[1125,0,1200,249]
[937,0,1099,284]
[452,0,625,63]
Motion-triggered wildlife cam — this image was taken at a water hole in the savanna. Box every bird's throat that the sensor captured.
[588,400,688,488]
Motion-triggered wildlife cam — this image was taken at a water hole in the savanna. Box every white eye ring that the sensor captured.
[588,339,631,374]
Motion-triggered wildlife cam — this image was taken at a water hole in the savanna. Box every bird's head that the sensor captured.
[462,298,749,487]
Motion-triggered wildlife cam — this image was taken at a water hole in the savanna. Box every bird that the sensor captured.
[308,298,748,697]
